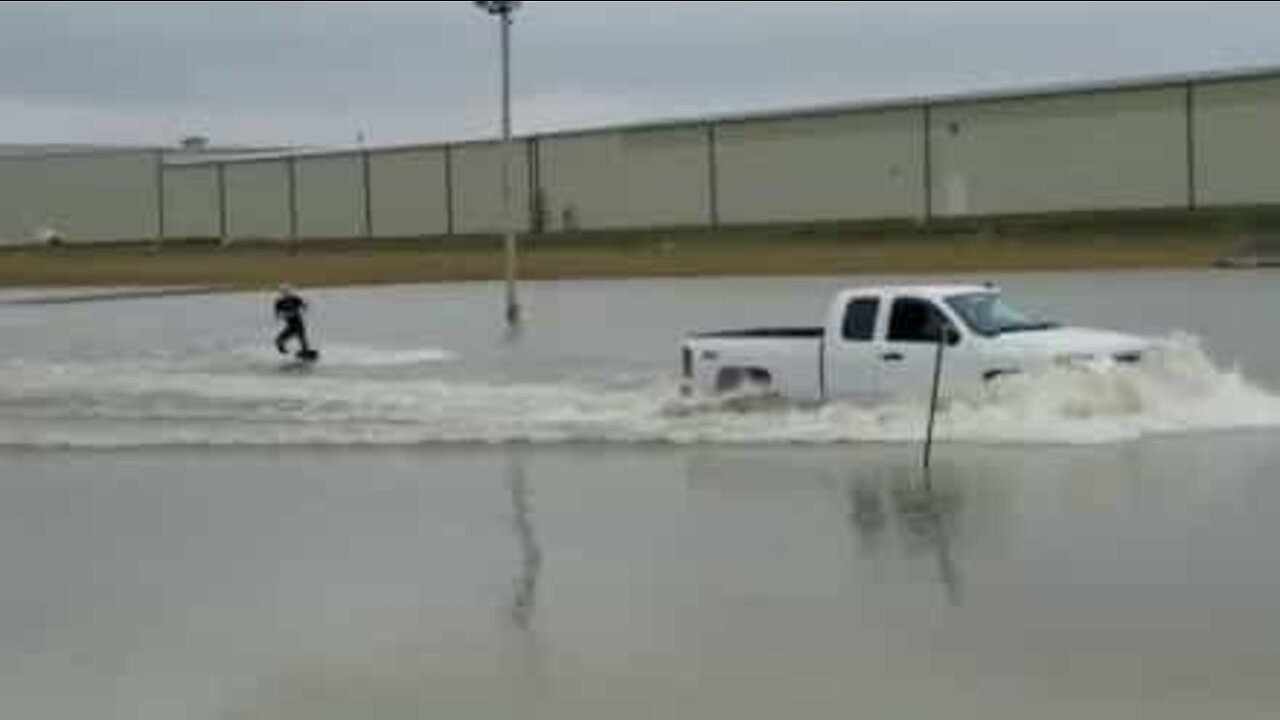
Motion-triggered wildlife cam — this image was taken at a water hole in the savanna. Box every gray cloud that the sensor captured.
[1,1,1278,146]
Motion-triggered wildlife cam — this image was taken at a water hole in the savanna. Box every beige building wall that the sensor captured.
[369,148,450,237]
[225,160,291,241]
[451,141,532,235]
[162,164,220,240]
[716,109,926,224]
[929,88,1189,216]
[1194,76,1280,207]
[538,127,711,231]
[296,154,365,239]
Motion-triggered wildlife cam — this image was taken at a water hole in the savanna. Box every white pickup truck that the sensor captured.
[680,284,1151,404]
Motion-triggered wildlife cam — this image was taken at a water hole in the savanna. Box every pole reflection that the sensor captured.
[507,451,541,630]
[848,465,963,607]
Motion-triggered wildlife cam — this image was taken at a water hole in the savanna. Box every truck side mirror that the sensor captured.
[945,326,961,346]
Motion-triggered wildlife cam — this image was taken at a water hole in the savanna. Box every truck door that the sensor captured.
[878,296,961,403]
[823,296,883,402]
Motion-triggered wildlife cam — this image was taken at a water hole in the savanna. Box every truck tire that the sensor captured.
[716,367,772,394]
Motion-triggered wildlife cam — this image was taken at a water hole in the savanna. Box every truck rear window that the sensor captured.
[843,298,879,341]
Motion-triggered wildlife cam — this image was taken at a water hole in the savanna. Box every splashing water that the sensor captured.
[0,335,1276,448]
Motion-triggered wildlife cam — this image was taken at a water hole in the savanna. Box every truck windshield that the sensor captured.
[946,292,1058,337]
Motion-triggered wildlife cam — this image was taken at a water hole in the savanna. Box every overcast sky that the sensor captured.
[2,1,1279,148]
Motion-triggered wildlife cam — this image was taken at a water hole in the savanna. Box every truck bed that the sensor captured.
[692,327,824,339]
[683,329,826,401]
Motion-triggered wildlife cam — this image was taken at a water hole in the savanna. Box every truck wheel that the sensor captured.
[716,367,772,394]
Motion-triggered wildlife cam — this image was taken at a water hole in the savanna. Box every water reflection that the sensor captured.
[502,451,547,717]
[681,437,1275,616]
[856,468,962,607]
[683,449,967,609]
[221,453,549,720]
[507,452,542,629]
[843,463,963,607]
[37,439,1280,720]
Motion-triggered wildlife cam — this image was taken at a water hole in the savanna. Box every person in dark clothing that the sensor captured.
[274,284,313,357]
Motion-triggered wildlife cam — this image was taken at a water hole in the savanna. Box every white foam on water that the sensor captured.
[970,333,1280,441]
[226,344,458,369]
[328,346,458,368]
[0,334,1277,448]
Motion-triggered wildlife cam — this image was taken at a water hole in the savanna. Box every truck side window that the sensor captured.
[842,298,879,341]
[888,298,954,344]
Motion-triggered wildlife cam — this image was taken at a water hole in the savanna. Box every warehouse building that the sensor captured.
[3,66,1279,245]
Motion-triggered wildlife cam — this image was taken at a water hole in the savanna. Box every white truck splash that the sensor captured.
[680,284,1151,404]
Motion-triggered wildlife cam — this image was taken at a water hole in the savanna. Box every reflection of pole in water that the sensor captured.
[935,525,960,608]
[503,452,547,713]
[925,469,961,608]
[895,474,962,608]
[508,453,541,629]
[847,468,962,608]
[848,481,888,554]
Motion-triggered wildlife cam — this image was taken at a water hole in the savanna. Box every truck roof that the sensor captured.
[841,283,998,299]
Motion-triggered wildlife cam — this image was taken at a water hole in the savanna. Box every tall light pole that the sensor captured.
[474,0,523,329]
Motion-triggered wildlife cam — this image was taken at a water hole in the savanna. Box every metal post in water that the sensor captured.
[474,1,523,330]
[500,9,520,329]
[923,329,946,474]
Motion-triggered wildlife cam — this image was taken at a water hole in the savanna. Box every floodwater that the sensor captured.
[2,271,1279,719]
